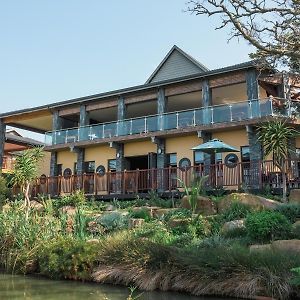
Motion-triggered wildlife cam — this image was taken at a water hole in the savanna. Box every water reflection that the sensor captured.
[0,273,227,300]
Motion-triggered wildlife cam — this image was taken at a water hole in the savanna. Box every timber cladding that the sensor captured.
[86,98,118,111]
[165,80,202,97]
[209,71,246,88]
[124,91,157,105]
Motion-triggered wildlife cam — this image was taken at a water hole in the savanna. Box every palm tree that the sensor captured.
[11,147,44,217]
[257,120,298,202]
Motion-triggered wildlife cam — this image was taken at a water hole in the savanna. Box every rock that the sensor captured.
[131,206,160,218]
[60,205,77,216]
[86,239,100,244]
[87,221,105,234]
[217,193,280,213]
[128,218,145,229]
[272,239,300,253]
[221,219,245,234]
[30,200,44,213]
[152,208,177,218]
[289,189,300,204]
[250,244,272,253]
[181,195,216,215]
[167,218,190,228]
[105,204,116,211]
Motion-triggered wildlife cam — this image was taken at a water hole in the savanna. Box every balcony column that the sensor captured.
[151,137,166,193]
[288,137,298,178]
[0,119,6,174]
[75,148,85,176]
[246,69,260,118]
[157,87,167,130]
[246,125,262,190]
[202,79,212,125]
[80,105,90,127]
[118,96,126,120]
[110,142,124,194]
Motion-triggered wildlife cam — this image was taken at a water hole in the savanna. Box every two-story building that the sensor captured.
[1,46,300,198]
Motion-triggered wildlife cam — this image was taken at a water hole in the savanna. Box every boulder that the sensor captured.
[217,193,280,213]
[221,219,245,235]
[131,206,160,218]
[30,200,44,213]
[272,239,300,253]
[60,205,77,216]
[86,239,100,244]
[152,208,177,218]
[87,221,105,234]
[181,195,216,215]
[128,218,145,229]
[167,218,190,228]
[105,204,116,212]
[289,189,300,204]
[250,244,272,253]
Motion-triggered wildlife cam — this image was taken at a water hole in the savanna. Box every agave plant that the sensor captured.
[257,120,298,202]
[11,147,44,218]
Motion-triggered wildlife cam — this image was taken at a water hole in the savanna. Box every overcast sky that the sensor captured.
[1,0,254,115]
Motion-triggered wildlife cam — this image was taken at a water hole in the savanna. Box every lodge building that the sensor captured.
[1,45,300,197]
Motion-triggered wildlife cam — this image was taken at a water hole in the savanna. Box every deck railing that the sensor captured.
[45,98,288,146]
[17,159,300,198]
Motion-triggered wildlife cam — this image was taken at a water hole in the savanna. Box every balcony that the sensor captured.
[45,98,288,146]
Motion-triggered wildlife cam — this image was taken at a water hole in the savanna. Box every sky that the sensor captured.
[0,1,254,140]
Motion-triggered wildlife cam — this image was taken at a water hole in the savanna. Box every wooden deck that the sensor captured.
[14,159,300,199]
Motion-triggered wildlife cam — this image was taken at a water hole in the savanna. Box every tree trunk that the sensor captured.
[282,170,287,203]
[25,182,30,220]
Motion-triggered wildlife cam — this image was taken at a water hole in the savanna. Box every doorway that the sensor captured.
[126,155,148,170]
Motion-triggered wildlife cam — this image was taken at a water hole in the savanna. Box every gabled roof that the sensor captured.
[145,45,209,84]
[5,133,44,147]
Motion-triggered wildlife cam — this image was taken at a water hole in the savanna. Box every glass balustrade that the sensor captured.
[45,99,287,146]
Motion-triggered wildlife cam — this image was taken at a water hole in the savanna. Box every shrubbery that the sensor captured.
[275,203,300,223]
[97,211,128,232]
[222,202,252,221]
[245,210,292,242]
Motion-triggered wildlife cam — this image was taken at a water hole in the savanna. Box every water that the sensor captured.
[0,273,226,300]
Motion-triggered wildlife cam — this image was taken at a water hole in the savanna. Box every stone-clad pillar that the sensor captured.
[157,88,167,131]
[118,96,126,121]
[246,69,260,118]
[76,148,85,175]
[197,131,212,176]
[202,79,212,124]
[246,125,262,190]
[110,142,124,194]
[79,105,90,127]
[0,119,6,174]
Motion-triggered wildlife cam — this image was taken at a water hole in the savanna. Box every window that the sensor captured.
[194,151,222,165]
[84,161,95,173]
[167,153,177,167]
[108,159,116,172]
[74,162,77,175]
[241,146,250,163]
[56,164,62,176]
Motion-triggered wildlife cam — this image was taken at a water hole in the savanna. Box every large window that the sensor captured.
[194,151,222,165]
[108,159,116,172]
[56,164,62,176]
[167,153,177,167]
[84,161,95,173]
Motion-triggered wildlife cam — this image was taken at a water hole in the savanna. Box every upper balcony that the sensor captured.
[45,98,289,146]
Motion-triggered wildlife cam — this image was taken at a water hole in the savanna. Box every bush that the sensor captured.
[0,177,10,206]
[129,208,151,221]
[275,203,300,223]
[97,212,128,232]
[245,210,292,242]
[222,202,252,222]
[163,208,192,222]
[55,190,86,209]
[38,237,98,280]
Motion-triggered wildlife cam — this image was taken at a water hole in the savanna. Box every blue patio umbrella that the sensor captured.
[191,139,239,165]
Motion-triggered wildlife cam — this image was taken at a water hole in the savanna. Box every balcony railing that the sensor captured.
[45,98,288,146]
[19,159,300,198]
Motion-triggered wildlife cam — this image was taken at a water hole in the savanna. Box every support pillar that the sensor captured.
[0,119,6,174]
[246,69,260,118]
[246,125,262,190]
[117,96,126,136]
[157,88,167,130]
[79,105,90,127]
[110,142,124,193]
[202,79,212,124]
[151,137,166,193]
[197,131,212,176]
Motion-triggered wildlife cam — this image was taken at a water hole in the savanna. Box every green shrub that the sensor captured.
[129,208,151,221]
[0,177,11,206]
[163,208,192,222]
[222,202,252,221]
[97,212,128,232]
[38,237,98,280]
[245,210,292,242]
[55,190,86,209]
[275,203,300,223]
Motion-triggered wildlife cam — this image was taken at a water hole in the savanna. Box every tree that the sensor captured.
[187,0,300,71]
[11,147,44,217]
[257,120,298,202]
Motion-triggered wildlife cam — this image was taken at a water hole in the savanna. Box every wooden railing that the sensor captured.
[2,157,15,171]
[12,159,300,198]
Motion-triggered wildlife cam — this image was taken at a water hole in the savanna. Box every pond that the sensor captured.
[0,273,231,300]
